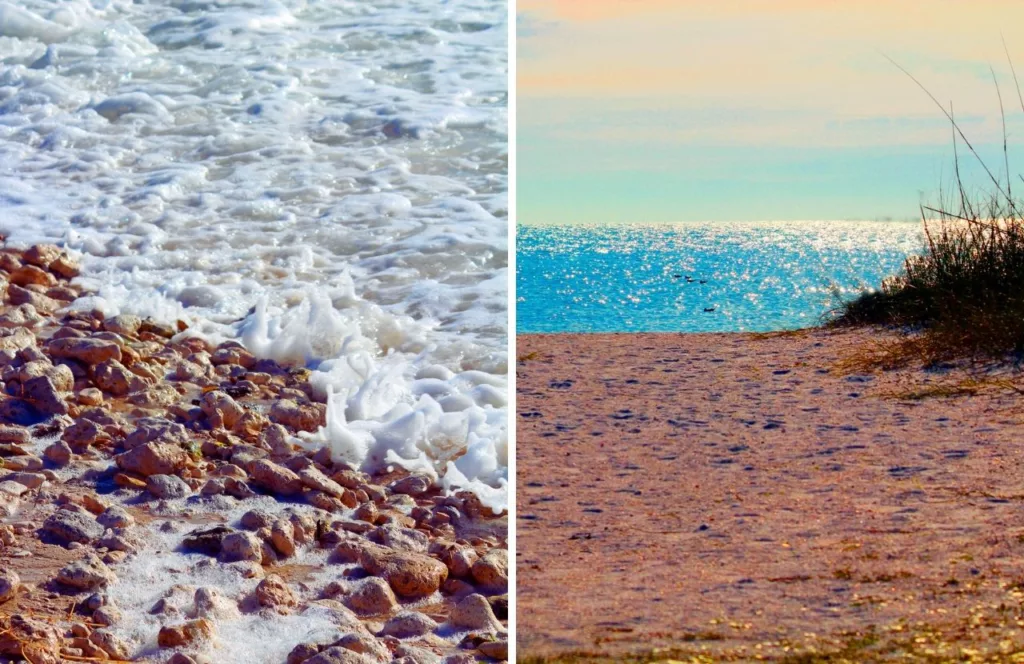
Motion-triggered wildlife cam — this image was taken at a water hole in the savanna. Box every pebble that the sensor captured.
[305,647,378,664]
[389,475,432,497]
[21,375,68,415]
[97,505,134,529]
[359,544,449,599]
[449,594,504,632]
[249,458,304,495]
[255,573,298,611]
[345,577,398,615]
[116,441,189,477]
[157,618,215,648]
[477,640,508,661]
[0,568,19,602]
[146,474,192,500]
[219,531,263,563]
[42,508,104,545]
[48,337,122,365]
[379,611,438,638]
[57,554,116,590]
[471,549,508,593]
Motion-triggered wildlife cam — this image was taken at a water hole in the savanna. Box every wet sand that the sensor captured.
[517,328,1024,661]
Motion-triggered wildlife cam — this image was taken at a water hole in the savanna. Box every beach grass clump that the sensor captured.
[832,206,1024,359]
[832,50,1024,362]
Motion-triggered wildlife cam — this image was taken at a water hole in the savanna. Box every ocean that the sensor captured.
[0,0,508,507]
[517,221,924,334]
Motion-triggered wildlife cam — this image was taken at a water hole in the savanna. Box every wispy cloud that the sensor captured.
[518,1,1024,221]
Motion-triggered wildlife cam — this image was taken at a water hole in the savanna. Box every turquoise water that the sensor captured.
[516,222,925,333]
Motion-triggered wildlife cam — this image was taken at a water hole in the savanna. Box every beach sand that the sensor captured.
[517,328,1024,661]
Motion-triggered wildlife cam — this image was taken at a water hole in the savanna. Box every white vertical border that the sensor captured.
[506,0,517,657]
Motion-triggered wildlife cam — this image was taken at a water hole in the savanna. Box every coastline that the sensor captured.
[0,243,508,663]
[517,328,1024,661]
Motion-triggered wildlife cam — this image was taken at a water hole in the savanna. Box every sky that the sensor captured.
[518,1,1024,223]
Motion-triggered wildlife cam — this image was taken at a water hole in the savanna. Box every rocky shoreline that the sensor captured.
[0,243,508,664]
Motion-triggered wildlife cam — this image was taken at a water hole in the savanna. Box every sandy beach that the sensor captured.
[517,329,1024,661]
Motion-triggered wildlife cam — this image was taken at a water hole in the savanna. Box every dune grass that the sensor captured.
[831,49,1024,364]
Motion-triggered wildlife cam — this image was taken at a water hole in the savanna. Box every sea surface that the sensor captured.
[0,0,507,506]
[517,222,924,334]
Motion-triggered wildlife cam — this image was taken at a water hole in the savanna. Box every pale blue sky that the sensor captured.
[518,1,1024,223]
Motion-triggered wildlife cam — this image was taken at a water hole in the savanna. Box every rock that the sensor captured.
[435,545,478,579]
[103,314,141,337]
[0,425,29,444]
[4,472,45,489]
[477,640,508,661]
[330,634,390,663]
[449,594,503,632]
[77,387,103,406]
[488,594,508,620]
[0,481,26,498]
[182,525,232,556]
[57,554,116,590]
[88,629,131,659]
[200,390,245,430]
[389,475,432,497]
[7,285,60,313]
[305,647,377,664]
[113,472,147,490]
[0,305,43,330]
[21,376,68,415]
[393,645,442,664]
[370,524,429,554]
[288,643,323,664]
[49,252,80,279]
[379,611,438,638]
[146,474,192,500]
[10,264,56,288]
[360,545,448,599]
[48,338,122,365]
[224,477,256,499]
[0,568,19,602]
[80,493,108,515]
[16,362,73,392]
[96,506,134,529]
[261,423,294,455]
[23,244,62,269]
[248,459,303,496]
[193,587,240,621]
[157,618,214,648]
[240,510,275,530]
[62,419,109,450]
[298,466,347,498]
[43,509,103,545]
[471,549,508,593]
[122,418,189,450]
[116,441,188,477]
[344,577,397,616]
[269,399,322,432]
[92,606,121,627]
[255,573,298,611]
[353,502,378,524]
[167,653,199,664]
[219,531,263,563]
[270,519,296,557]
[92,359,143,397]
[1,454,43,471]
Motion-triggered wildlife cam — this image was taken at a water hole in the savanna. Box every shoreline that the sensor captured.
[517,327,1024,661]
[0,243,508,663]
